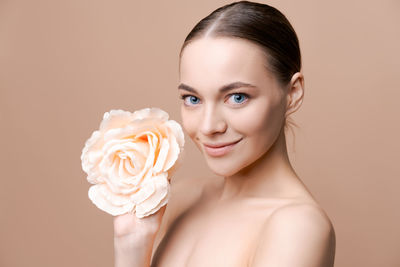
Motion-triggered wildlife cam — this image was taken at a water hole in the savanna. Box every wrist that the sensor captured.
[114,230,154,249]
[114,232,155,267]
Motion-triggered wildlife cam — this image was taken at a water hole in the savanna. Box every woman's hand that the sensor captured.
[113,205,167,267]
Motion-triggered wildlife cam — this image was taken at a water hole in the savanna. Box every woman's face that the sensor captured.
[178,37,288,177]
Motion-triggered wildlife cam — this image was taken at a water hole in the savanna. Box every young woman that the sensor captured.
[113,1,336,266]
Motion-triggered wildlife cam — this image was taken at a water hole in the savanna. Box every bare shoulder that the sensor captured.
[268,202,334,233]
[250,202,336,267]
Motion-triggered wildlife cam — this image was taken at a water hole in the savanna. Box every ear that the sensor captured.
[285,72,305,117]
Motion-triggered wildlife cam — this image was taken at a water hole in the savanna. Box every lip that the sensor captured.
[202,138,242,157]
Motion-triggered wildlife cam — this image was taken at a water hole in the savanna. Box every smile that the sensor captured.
[202,138,242,157]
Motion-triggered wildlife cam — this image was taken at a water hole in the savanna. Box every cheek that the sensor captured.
[180,107,198,140]
[230,100,285,146]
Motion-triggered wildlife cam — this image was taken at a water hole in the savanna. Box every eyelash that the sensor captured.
[180,93,250,107]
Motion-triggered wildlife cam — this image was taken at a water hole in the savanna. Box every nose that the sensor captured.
[199,103,227,136]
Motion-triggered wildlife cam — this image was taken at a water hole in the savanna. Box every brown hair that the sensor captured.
[179,1,301,86]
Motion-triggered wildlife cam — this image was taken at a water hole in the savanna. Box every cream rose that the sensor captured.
[80,108,184,218]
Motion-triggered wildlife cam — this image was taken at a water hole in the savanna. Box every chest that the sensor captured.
[185,217,263,267]
[151,201,275,267]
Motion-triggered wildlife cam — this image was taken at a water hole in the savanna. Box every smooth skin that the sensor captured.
[113,36,336,267]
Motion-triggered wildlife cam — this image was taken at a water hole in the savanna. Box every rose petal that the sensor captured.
[88,184,134,216]
[165,120,185,148]
[129,177,156,203]
[123,156,136,175]
[131,107,169,122]
[82,150,104,183]
[163,134,180,172]
[135,191,169,218]
[81,130,103,173]
[153,137,169,174]
[99,109,135,132]
[103,126,134,142]
[120,161,153,191]
[135,173,169,218]
[81,130,102,158]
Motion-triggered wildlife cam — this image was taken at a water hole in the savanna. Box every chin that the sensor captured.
[205,157,244,177]
[210,168,239,177]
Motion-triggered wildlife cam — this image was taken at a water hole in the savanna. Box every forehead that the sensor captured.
[179,37,274,89]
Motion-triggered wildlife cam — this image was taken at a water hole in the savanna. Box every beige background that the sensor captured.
[1,0,399,266]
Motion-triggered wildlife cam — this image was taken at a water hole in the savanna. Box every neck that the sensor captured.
[219,127,300,201]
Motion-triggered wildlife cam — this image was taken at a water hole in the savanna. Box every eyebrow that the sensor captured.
[177,81,256,94]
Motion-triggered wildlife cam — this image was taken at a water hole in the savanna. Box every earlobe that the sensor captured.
[285,72,304,117]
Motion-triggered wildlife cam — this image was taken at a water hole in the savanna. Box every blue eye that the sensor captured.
[188,96,200,104]
[181,95,200,106]
[228,93,248,104]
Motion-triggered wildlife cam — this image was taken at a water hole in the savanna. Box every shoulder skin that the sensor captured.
[249,203,336,267]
